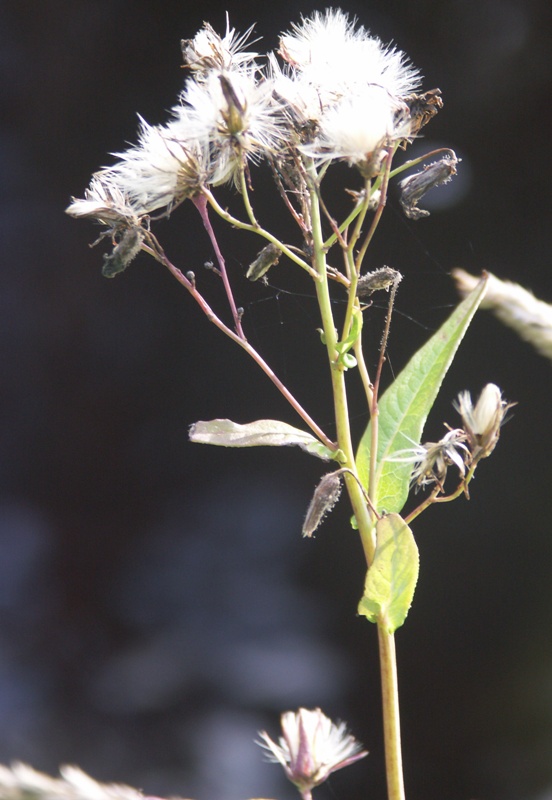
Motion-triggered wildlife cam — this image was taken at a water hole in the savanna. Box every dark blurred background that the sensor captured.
[1,1,552,799]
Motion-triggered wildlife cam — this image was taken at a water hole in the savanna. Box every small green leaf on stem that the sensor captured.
[336,307,362,353]
[358,513,419,632]
[189,418,335,460]
[336,308,362,369]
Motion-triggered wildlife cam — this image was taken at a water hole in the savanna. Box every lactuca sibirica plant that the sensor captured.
[66,10,512,800]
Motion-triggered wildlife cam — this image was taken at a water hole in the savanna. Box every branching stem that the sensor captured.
[144,238,335,451]
[192,194,245,338]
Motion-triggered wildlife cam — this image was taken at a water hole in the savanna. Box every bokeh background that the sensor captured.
[1,1,552,799]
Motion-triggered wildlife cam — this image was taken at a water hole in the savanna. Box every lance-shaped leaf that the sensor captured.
[358,513,419,632]
[356,277,487,513]
[189,419,338,460]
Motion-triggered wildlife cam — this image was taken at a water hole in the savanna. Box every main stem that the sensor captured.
[308,168,376,565]
[307,164,405,800]
[378,627,405,800]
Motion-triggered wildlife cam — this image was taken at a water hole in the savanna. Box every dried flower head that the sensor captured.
[181,18,258,74]
[402,88,443,138]
[455,384,513,458]
[258,708,368,792]
[101,227,145,278]
[399,150,459,219]
[65,172,142,226]
[390,429,470,491]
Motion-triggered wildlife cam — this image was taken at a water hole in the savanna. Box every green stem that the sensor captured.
[307,159,405,800]
[377,627,405,800]
[355,147,393,271]
[203,187,318,278]
[307,162,376,564]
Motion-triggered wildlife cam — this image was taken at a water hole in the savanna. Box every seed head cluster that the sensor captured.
[66,10,431,238]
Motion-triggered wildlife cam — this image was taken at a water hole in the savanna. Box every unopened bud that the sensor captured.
[455,383,514,458]
[219,73,246,135]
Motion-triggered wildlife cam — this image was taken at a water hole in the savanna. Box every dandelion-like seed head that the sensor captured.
[300,87,406,174]
[66,113,214,228]
[273,9,421,170]
[182,68,285,184]
[108,116,213,214]
[278,9,420,96]
[182,19,259,75]
[258,707,368,792]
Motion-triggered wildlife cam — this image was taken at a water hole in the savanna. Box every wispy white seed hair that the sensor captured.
[455,384,504,437]
[453,268,552,363]
[300,87,403,166]
[66,115,213,222]
[108,116,211,213]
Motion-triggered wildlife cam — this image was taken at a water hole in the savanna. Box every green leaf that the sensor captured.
[337,307,363,354]
[358,513,419,632]
[356,277,488,513]
[189,418,336,460]
[336,308,362,369]
[340,352,357,369]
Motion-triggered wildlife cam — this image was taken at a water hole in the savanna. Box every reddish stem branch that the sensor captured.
[192,194,246,339]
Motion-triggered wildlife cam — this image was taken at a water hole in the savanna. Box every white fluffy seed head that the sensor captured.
[278,9,421,99]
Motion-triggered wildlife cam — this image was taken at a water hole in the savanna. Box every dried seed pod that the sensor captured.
[403,88,443,137]
[101,227,145,278]
[302,471,343,537]
[399,151,458,220]
[357,267,402,299]
[246,243,281,281]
